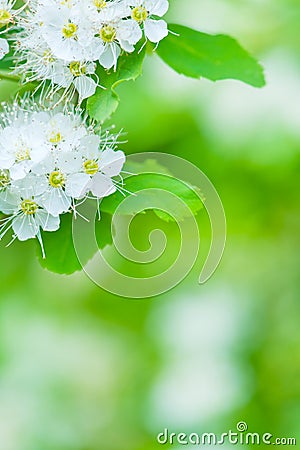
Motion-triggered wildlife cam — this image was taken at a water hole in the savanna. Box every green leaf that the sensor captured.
[87,47,146,122]
[0,69,38,101]
[37,213,81,274]
[0,48,15,71]
[37,211,112,275]
[156,24,265,88]
[100,173,204,222]
[123,158,172,177]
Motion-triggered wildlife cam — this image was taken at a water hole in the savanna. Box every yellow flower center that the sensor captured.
[60,0,73,6]
[0,9,12,26]
[83,160,99,175]
[0,170,10,188]
[100,25,117,43]
[62,22,77,39]
[49,131,62,144]
[15,148,30,162]
[94,0,106,9]
[132,6,148,22]
[49,171,65,188]
[69,61,86,77]
[21,199,38,215]
[43,50,55,63]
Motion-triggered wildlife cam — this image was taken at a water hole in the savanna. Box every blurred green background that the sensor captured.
[0,0,299,448]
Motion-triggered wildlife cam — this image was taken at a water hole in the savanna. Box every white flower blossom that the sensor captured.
[95,1,140,69]
[38,3,98,62]
[51,60,98,100]
[63,134,126,198]
[0,121,49,180]
[0,174,60,254]
[127,0,169,43]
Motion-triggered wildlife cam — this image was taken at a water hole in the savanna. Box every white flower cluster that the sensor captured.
[15,0,169,100]
[0,1,170,254]
[0,100,125,252]
[0,0,27,59]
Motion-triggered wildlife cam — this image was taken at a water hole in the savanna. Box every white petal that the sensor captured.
[51,62,73,88]
[90,173,116,198]
[148,0,169,16]
[99,44,121,70]
[30,145,50,164]
[47,34,85,62]
[79,134,100,160]
[85,61,97,75]
[56,151,82,173]
[65,173,90,198]
[144,19,168,43]
[119,40,135,53]
[0,190,19,215]
[84,38,105,61]
[73,75,97,100]
[13,174,48,198]
[99,149,126,177]
[12,215,39,241]
[32,155,55,176]
[9,162,31,181]
[40,188,72,217]
[35,210,60,232]
[117,20,142,45]
[0,150,14,170]
[99,2,130,21]
[31,112,51,125]
[0,38,9,60]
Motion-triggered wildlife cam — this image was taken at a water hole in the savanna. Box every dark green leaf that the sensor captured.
[157,24,265,88]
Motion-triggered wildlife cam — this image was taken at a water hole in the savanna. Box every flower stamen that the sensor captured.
[0,170,10,188]
[15,149,30,162]
[43,50,55,64]
[83,160,99,175]
[94,0,106,9]
[49,171,65,188]
[132,6,148,22]
[0,9,12,27]
[62,22,78,39]
[49,131,62,144]
[69,61,86,77]
[100,25,117,43]
[21,199,38,215]
[60,0,73,6]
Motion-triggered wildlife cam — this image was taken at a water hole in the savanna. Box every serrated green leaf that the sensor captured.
[100,173,204,221]
[157,24,265,88]
[87,47,146,123]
